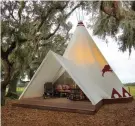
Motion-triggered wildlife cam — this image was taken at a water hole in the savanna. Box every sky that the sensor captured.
[67,10,135,84]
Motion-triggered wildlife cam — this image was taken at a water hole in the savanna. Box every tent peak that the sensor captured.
[77,21,85,27]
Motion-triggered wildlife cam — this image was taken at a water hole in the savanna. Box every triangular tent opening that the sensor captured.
[20,51,96,103]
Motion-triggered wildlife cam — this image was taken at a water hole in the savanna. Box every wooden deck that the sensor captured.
[13,97,96,114]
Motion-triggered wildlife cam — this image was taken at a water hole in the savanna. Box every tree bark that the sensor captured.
[6,77,18,98]
[8,80,17,93]
[1,60,11,86]
[1,87,6,106]
[1,59,12,105]
[100,1,121,20]
[29,69,35,80]
[131,1,135,11]
[1,41,16,105]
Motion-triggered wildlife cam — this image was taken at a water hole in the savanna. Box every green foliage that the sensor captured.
[1,1,84,96]
[90,1,135,54]
[124,82,135,86]
[124,86,135,97]
[16,87,25,96]
[93,15,119,38]
[119,19,135,54]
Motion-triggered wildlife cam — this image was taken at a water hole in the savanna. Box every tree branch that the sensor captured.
[10,12,18,22]
[37,2,69,32]
[38,2,82,42]
[1,41,16,69]
[9,1,18,22]
[37,8,53,32]
[18,1,26,23]
[65,2,82,18]
[1,47,8,60]
[100,1,119,20]
[131,1,135,11]
[45,24,60,40]
[6,41,16,56]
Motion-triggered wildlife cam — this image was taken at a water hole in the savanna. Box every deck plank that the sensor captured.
[13,98,96,114]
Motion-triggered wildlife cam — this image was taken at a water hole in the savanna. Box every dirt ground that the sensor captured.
[1,99,135,126]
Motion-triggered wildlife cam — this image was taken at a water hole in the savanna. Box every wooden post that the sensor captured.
[128,87,131,94]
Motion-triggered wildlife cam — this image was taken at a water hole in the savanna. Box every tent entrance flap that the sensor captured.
[19,51,99,105]
[19,51,62,99]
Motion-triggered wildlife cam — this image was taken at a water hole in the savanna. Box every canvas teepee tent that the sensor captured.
[19,21,132,105]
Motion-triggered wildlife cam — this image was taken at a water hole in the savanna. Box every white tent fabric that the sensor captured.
[20,51,108,105]
[19,51,62,99]
[19,21,131,105]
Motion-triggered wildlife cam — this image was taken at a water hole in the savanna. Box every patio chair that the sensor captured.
[43,82,54,99]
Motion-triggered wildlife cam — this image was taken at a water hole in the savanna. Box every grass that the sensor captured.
[124,86,135,97]
[17,87,25,96]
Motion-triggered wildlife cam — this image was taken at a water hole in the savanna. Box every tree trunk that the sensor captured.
[1,87,6,106]
[6,72,19,98]
[6,79,18,98]
[1,39,16,105]
[1,59,11,105]
[8,81,17,93]
[29,69,35,80]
